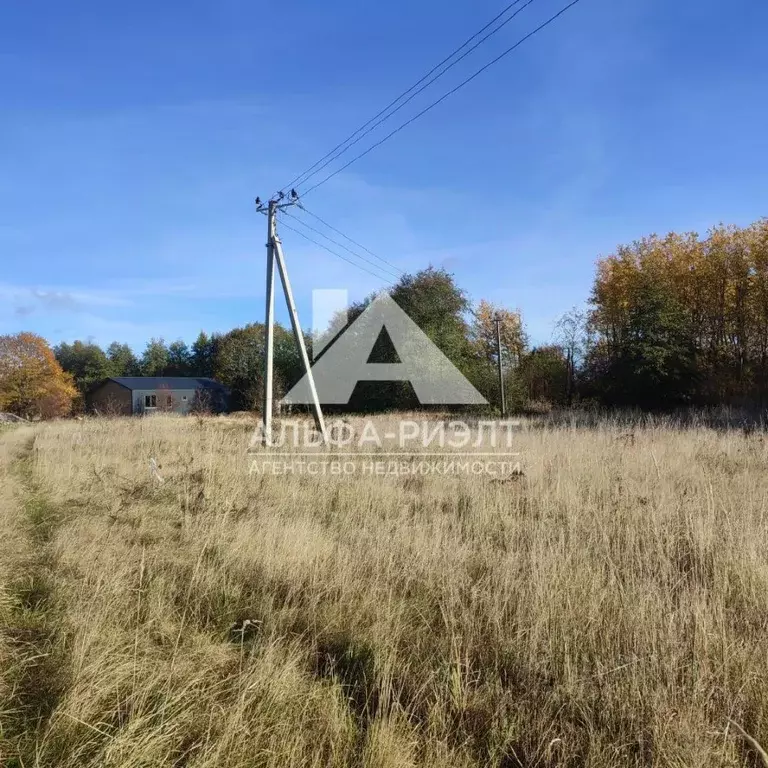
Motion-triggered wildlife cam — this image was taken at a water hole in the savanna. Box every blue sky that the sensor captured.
[1,0,767,351]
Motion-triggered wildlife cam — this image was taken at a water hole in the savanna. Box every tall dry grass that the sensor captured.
[1,415,767,766]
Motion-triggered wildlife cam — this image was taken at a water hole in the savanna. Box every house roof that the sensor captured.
[108,377,227,392]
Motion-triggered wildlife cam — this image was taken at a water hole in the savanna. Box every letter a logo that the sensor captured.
[282,293,487,406]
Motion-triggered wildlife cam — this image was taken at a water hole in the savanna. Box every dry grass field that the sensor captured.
[1,415,767,767]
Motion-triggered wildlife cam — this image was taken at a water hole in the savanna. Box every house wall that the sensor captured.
[88,381,132,416]
[132,389,202,416]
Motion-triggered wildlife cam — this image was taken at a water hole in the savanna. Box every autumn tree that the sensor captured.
[586,220,768,408]
[470,300,526,364]
[213,325,264,411]
[469,299,527,409]
[0,332,77,419]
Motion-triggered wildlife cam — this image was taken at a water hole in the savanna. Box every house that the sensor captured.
[87,377,228,416]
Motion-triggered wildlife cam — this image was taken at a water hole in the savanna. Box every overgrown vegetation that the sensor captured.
[38,218,768,415]
[1,415,767,766]
[586,220,768,408]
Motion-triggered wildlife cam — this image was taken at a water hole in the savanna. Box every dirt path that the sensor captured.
[0,426,67,767]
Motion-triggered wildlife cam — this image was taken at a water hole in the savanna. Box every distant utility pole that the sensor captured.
[494,313,507,418]
[258,193,327,447]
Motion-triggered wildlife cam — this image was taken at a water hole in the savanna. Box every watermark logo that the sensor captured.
[249,457,523,478]
[283,292,487,406]
[251,289,521,477]
[248,418,523,477]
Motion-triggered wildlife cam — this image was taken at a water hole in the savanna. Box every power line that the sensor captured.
[299,207,404,274]
[282,209,403,280]
[280,0,533,194]
[277,216,397,285]
[285,0,537,192]
[302,0,583,197]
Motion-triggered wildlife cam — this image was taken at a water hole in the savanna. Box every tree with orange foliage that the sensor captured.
[470,299,526,368]
[0,332,77,419]
[587,219,768,407]
[469,299,527,409]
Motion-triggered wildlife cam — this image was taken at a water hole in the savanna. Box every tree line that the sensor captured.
[48,267,533,414]
[2,218,767,419]
[584,220,768,408]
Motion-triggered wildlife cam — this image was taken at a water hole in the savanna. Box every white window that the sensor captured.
[182,395,188,402]
[145,394,157,408]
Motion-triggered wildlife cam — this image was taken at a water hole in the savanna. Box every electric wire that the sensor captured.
[280,0,532,193]
[282,209,403,280]
[301,0,583,197]
[284,0,537,192]
[277,216,397,285]
[298,206,404,275]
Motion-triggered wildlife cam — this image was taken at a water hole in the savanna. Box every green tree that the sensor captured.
[518,345,569,407]
[54,340,111,395]
[588,276,696,408]
[213,324,296,411]
[141,338,169,376]
[390,267,474,367]
[214,325,263,411]
[167,340,191,376]
[106,342,140,377]
[341,267,479,411]
[191,331,219,378]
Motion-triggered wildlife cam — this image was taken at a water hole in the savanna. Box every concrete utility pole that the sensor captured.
[259,195,327,447]
[262,201,276,446]
[494,313,507,418]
